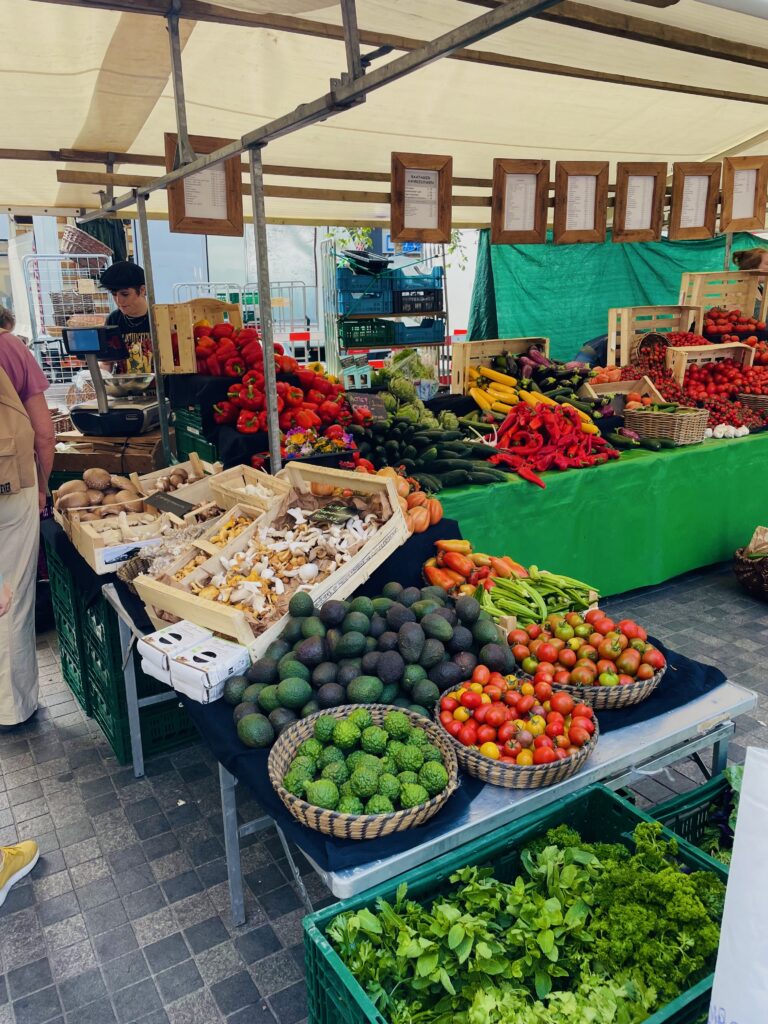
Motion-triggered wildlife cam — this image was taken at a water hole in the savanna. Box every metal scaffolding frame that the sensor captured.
[72,0,558,469]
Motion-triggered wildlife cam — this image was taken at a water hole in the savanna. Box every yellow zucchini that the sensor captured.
[479,366,518,388]
[470,387,493,411]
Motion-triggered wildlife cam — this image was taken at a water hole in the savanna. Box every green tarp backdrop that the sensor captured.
[467,229,766,360]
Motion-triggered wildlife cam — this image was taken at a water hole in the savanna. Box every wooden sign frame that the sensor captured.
[668,162,721,240]
[164,133,244,236]
[553,162,608,245]
[390,152,452,243]
[612,163,667,243]
[491,159,549,245]
[720,156,768,233]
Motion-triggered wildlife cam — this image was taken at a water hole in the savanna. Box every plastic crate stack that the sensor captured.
[336,265,445,349]
[173,405,219,462]
[43,539,197,764]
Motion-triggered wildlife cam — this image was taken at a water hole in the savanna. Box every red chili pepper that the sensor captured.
[236,410,261,433]
[213,400,238,425]
[517,465,546,488]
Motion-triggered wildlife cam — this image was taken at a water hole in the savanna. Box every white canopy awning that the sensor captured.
[2,0,768,223]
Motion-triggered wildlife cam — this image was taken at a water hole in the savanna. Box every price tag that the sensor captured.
[145,491,196,517]
[347,392,389,421]
[309,500,357,525]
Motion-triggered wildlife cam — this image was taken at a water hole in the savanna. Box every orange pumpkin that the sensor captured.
[427,498,443,525]
[398,496,408,514]
[406,507,430,533]
[407,491,428,509]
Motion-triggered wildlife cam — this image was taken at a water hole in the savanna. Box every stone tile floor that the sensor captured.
[1,562,766,1024]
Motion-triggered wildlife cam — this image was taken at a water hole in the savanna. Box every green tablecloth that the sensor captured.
[440,433,768,597]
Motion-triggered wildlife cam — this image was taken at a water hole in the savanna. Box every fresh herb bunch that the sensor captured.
[326,821,725,1024]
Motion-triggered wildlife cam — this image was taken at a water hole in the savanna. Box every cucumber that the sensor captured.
[639,437,662,451]
[402,445,418,460]
[656,438,677,449]
[425,430,462,442]
[426,459,475,473]
[464,442,498,457]
[400,459,416,472]
[435,470,471,487]
[419,447,438,462]
[605,432,639,449]
[468,470,508,484]
[346,423,366,437]
[413,473,441,492]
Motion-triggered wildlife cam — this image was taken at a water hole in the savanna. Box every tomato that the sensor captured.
[447,720,462,737]
[549,638,565,653]
[636,663,654,680]
[547,613,565,630]
[565,612,584,628]
[489,672,506,688]
[579,644,598,662]
[486,707,506,728]
[618,674,635,685]
[457,723,478,746]
[472,665,490,685]
[534,661,555,677]
[617,619,641,639]
[555,734,570,749]
[598,671,619,687]
[572,703,593,719]
[630,638,648,653]
[534,734,555,748]
[516,694,535,714]
[642,648,666,670]
[526,623,542,639]
[520,682,535,697]
[570,666,597,686]
[507,629,529,646]
[534,681,553,702]
[550,692,574,716]
[616,648,641,675]
[484,686,503,703]
[567,637,585,651]
[497,722,516,744]
[597,637,623,661]
[570,715,595,734]
[440,696,458,713]
[537,643,558,664]
[568,726,590,747]
[594,618,615,635]
[554,622,574,641]
[584,608,604,625]
[553,669,571,685]
[453,706,471,722]
[504,691,520,707]
[574,623,593,639]
[588,632,604,647]
[596,658,616,675]
[521,657,539,675]
[460,690,482,709]
[479,742,500,760]
[473,703,490,724]
[439,710,454,727]
[533,746,557,765]
[516,749,534,765]
[468,682,483,694]
[554,748,569,760]
[545,720,564,738]
[477,725,498,745]
[558,648,577,668]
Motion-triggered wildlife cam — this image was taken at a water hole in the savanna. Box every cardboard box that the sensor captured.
[138,621,213,672]
[53,429,172,475]
[170,636,251,700]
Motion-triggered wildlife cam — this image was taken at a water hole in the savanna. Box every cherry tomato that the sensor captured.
[447,720,462,738]
[507,629,529,646]
[457,723,478,746]
[533,746,557,765]
[572,703,593,719]
[568,726,590,747]
[534,681,553,702]
[534,734,555,748]
[516,694,535,714]
[550,692,575,716]
[460,691,482,709]
[477,724,497,745]
[526,623,542,639]
[440,696,458,713]
[439,710,454,727]
[472,665,490,685]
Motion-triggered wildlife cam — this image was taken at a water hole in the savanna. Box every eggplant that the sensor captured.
[526,347,553,367]
[617,426,641,441]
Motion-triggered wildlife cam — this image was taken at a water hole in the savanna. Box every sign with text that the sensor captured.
[165,133,244,237]
[669,162,721,240]
[309,500,357,526]
[145,491,196,517]
[553,162,608,245]
[721,156,768,233]
[347,391,388,421]
[491,159,549,245]
[613,163,666,243]
[391,152,452,243]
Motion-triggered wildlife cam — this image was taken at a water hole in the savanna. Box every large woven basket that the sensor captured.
[537,665,666,711]
[434,708,599,790]
[624,407,708,446]
[117,555,154,595]
[733,547,768,600]
[268,705,459,839]
[60,225,113,258]
[737,392,768,412]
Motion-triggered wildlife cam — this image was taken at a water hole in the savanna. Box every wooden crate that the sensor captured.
[578,375,665,404]
[151,298,242,374]
[606,305,702,367]
[51,491,151,541]
[192,504,263,557]
[130,452,222,506]
[666,342,754,386]
[209,465,292,513]
[134,465,408,652]
[450,338,550,394]
[679,271,768,320]
[71,510,171,575]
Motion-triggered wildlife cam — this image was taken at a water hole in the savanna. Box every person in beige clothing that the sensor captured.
[0,305,55,727]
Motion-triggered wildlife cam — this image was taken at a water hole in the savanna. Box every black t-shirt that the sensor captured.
[106,308,153,373]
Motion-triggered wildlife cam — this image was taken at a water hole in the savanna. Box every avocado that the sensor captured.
[472,619,500,646]
[386,603,416,631]
[368,614,386,639]
[316,683,346,709]
[432,606,457,628]
[361,651,381,675]
[257,684,281,714]
[393,696,411,708]
[294,636,327,668]
[269,707,298,736]
[381,581,404,602]
[277,677,314,710]
[264,640,291,662]
[402,664,427,692]
[377,631,399,653]
[301,616,327,639]
[348,596,375,618]
[301,699,320,718]
[318,599,347,628]
[455,595,481,625]
[245,659,278,686]
[421,613,453,643]
[419,586,447,605]
[452,651,478,678]
[479,643,508,673]
[242,682,268,704]
[312,662,338,689]
[233,701,259,724]
[408,705,429,718]
[281,618,304,644]
[398,622,426,664]
[278,657,311,682]
[400,586,422,608]
[237,713,275,749]
[288,591,315,618]
[411,599,440,621]
[477,609,493,621]
[364,636,378,653]
[347,676,384,704]
[428,661,463,691]
[412,679,440,709]
[336,631,367,659]
[377,650,405,687]
[337,660,363,688]
[371,597,394,615]
[419,638,445,669]
[380,683,399,704]
[447,626,474,654]
[223,675,249,706]
[325,628,342,659]
[342,611,371,636]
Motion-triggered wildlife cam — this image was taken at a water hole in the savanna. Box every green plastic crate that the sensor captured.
[58,636,91,715]
[48,470,84,493]
[338,318,396,348]
[173,407,205,432]
[651,774,731,849]
[175,424,218,463]
[304,785,727,1024]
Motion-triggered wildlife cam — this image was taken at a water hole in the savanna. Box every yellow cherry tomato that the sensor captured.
[516,749,534,766]
[521,682,535,696]
[528,715,546,731]
[456,687,466,698]
[469,682,484,694]
[480,693,492,704]
[479,742,501,760]
[453,707,471,722]
[528,722,544,737]
[513,718,527,730]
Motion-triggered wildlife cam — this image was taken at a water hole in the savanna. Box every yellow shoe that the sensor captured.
[0,841,39,908]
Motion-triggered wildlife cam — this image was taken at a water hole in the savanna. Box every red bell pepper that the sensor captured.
[215,339,238,361]
[284,386,304,408]
[306,389,325,406]
[236,410,261,433]
[227,383,244,406]
[296,370,318,392]
[238,383,264,412]
[224,356,246,377]
[249,454,266,470]
[206,353,222,376]
[296,408,321,430]
[213,400,238,425]
[242,369,265,390]
[241,342,263,368]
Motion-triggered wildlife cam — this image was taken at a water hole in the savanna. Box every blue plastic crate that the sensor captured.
[391,266,444,291]
[337,291,393,315]
[336,267,391,294]
[392,319,445,345]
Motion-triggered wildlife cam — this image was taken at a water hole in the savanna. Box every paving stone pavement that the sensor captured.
[1,562,765,1024]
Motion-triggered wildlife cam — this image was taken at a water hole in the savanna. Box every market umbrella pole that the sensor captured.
[136,192,173,465]
[248,146,282,473]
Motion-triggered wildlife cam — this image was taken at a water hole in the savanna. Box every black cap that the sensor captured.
[99,261,145,291]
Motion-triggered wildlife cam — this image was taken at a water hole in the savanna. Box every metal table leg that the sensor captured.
[275,823,313,914]
[116,612,144,779]
[220,764,246,927]
[712,735,730,775]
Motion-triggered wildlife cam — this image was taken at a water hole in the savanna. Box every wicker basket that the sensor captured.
[538,665,666,711]
[117,555,154,595]
[434,708,599,789]
[733,547,768,600]
[60,225,113,258]
[624,407,708,446]
[268,705,459,839]
[737,392,768,412]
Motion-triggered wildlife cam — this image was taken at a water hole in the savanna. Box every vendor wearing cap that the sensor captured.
[99,261,153,374]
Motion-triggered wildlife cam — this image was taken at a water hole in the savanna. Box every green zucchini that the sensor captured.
[639,437,663,451]
[656,438,677,449]
[605,432,639,449]
[419,447,438,462]
[435,470,471,487]
[468,470,508,484]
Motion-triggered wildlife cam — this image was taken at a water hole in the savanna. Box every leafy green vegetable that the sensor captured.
[326,822,725,1024]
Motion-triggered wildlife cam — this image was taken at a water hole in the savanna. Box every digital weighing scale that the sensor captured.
[61,325,167,436]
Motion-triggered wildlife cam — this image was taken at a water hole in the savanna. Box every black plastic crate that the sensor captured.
[392,289,444,315]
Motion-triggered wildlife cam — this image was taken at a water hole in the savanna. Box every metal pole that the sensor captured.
[167,5,196,168]
[248,147,282,472]
[340,0,363,81]
[136,193,173,465]
[724,231,733,270]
